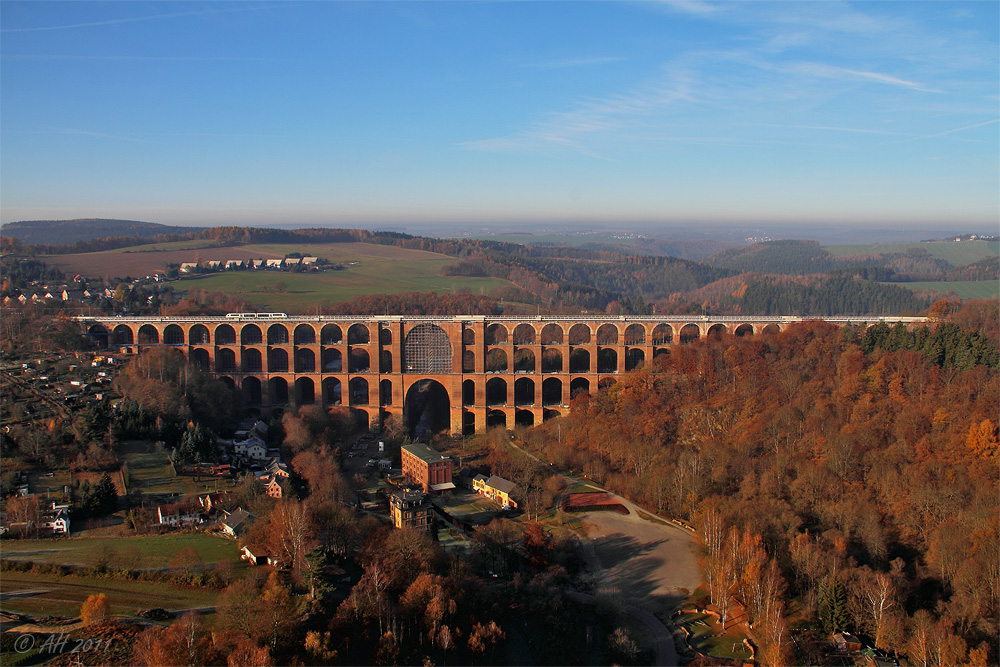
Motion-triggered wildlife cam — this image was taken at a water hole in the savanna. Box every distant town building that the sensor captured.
[389,490,433,532]
[401,442,454,493]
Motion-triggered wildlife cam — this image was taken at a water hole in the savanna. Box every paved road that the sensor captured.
[505,436,699,666]
[573,498,699,667]
[579,494,701,606]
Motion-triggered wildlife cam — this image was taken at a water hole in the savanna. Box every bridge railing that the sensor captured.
[75,314,928,325]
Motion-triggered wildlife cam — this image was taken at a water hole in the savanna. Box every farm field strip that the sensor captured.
[43,241,459,278]
[888,280,999,300]
[41,241,512,310]
[1,534,240,569]
[823,240,998,265]
[180,261,508,311]
[0,572,221,617]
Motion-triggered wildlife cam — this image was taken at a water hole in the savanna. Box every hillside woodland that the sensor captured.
[8,225,988,316]
[522,302,998,666]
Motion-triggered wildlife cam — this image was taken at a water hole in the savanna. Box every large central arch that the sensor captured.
[79,313,898,435]
[405,379,451,440]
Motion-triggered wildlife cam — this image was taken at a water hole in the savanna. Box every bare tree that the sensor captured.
[267,499,314,574]
[862,570,898,650]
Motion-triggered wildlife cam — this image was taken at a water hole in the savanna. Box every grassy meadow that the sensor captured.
[178,256,508,311]
[120,441,230,499]
[1,533,240,569]
[824,240,998,265]
[43,240,511,311]
[0,570,223,617]
[888,280,999,300]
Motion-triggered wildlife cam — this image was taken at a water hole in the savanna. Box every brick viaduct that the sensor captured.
[78,314,926,435]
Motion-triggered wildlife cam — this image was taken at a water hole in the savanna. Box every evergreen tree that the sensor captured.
[817,576,850,634]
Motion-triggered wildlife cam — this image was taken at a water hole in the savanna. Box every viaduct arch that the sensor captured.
[79,314,927,435]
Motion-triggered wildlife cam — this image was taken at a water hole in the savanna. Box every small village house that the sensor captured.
[473,475,518,509]
[220,508,255,537]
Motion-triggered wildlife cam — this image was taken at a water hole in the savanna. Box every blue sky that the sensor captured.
[1,1,997,230]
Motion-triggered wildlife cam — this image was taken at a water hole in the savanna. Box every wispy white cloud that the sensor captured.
[528,56,624,70]
[46,127,151,143]
[652,0,720,16]
[754,123,900,135]
[20,127,321,143]
[3,54,286,62]
[901,118,1000,142]
[1,5,263,33]
[460,70,696,155]
[927,118,999,137]
[783,62,940,93]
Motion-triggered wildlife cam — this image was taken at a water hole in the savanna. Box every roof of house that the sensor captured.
[392,489,428,505]
[242,545,267,558]
[222,508,255,531]
[486,475,516,494]
[402,442,450,464]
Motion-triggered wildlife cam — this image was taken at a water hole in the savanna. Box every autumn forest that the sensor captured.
[519,301,998,666]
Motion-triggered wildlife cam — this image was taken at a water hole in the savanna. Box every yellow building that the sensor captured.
[472,474,518,509]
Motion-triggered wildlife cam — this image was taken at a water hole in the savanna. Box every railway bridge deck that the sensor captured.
[77,314,926,434]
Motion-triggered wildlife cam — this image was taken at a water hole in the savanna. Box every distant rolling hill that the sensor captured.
[0,218,200,245]
[703,240,837,274]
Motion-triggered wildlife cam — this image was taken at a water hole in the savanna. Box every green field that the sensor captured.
[888,280,999,300]
[674,609,753,661]
[463,232,607,247]
[824,240,998,266]
[0,570,221,617]
[121,441,229,499]
[115,239,217,252]
[1,533,240,569]
[179,256,509,311]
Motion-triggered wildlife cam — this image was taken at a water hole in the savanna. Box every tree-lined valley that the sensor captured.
[0,219,997,666]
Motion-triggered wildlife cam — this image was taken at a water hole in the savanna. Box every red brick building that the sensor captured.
[401,442,455,493]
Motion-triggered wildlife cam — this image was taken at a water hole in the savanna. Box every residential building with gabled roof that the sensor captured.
[220,508,255,537]
[473,475,518,509]
[389,490,433,532]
